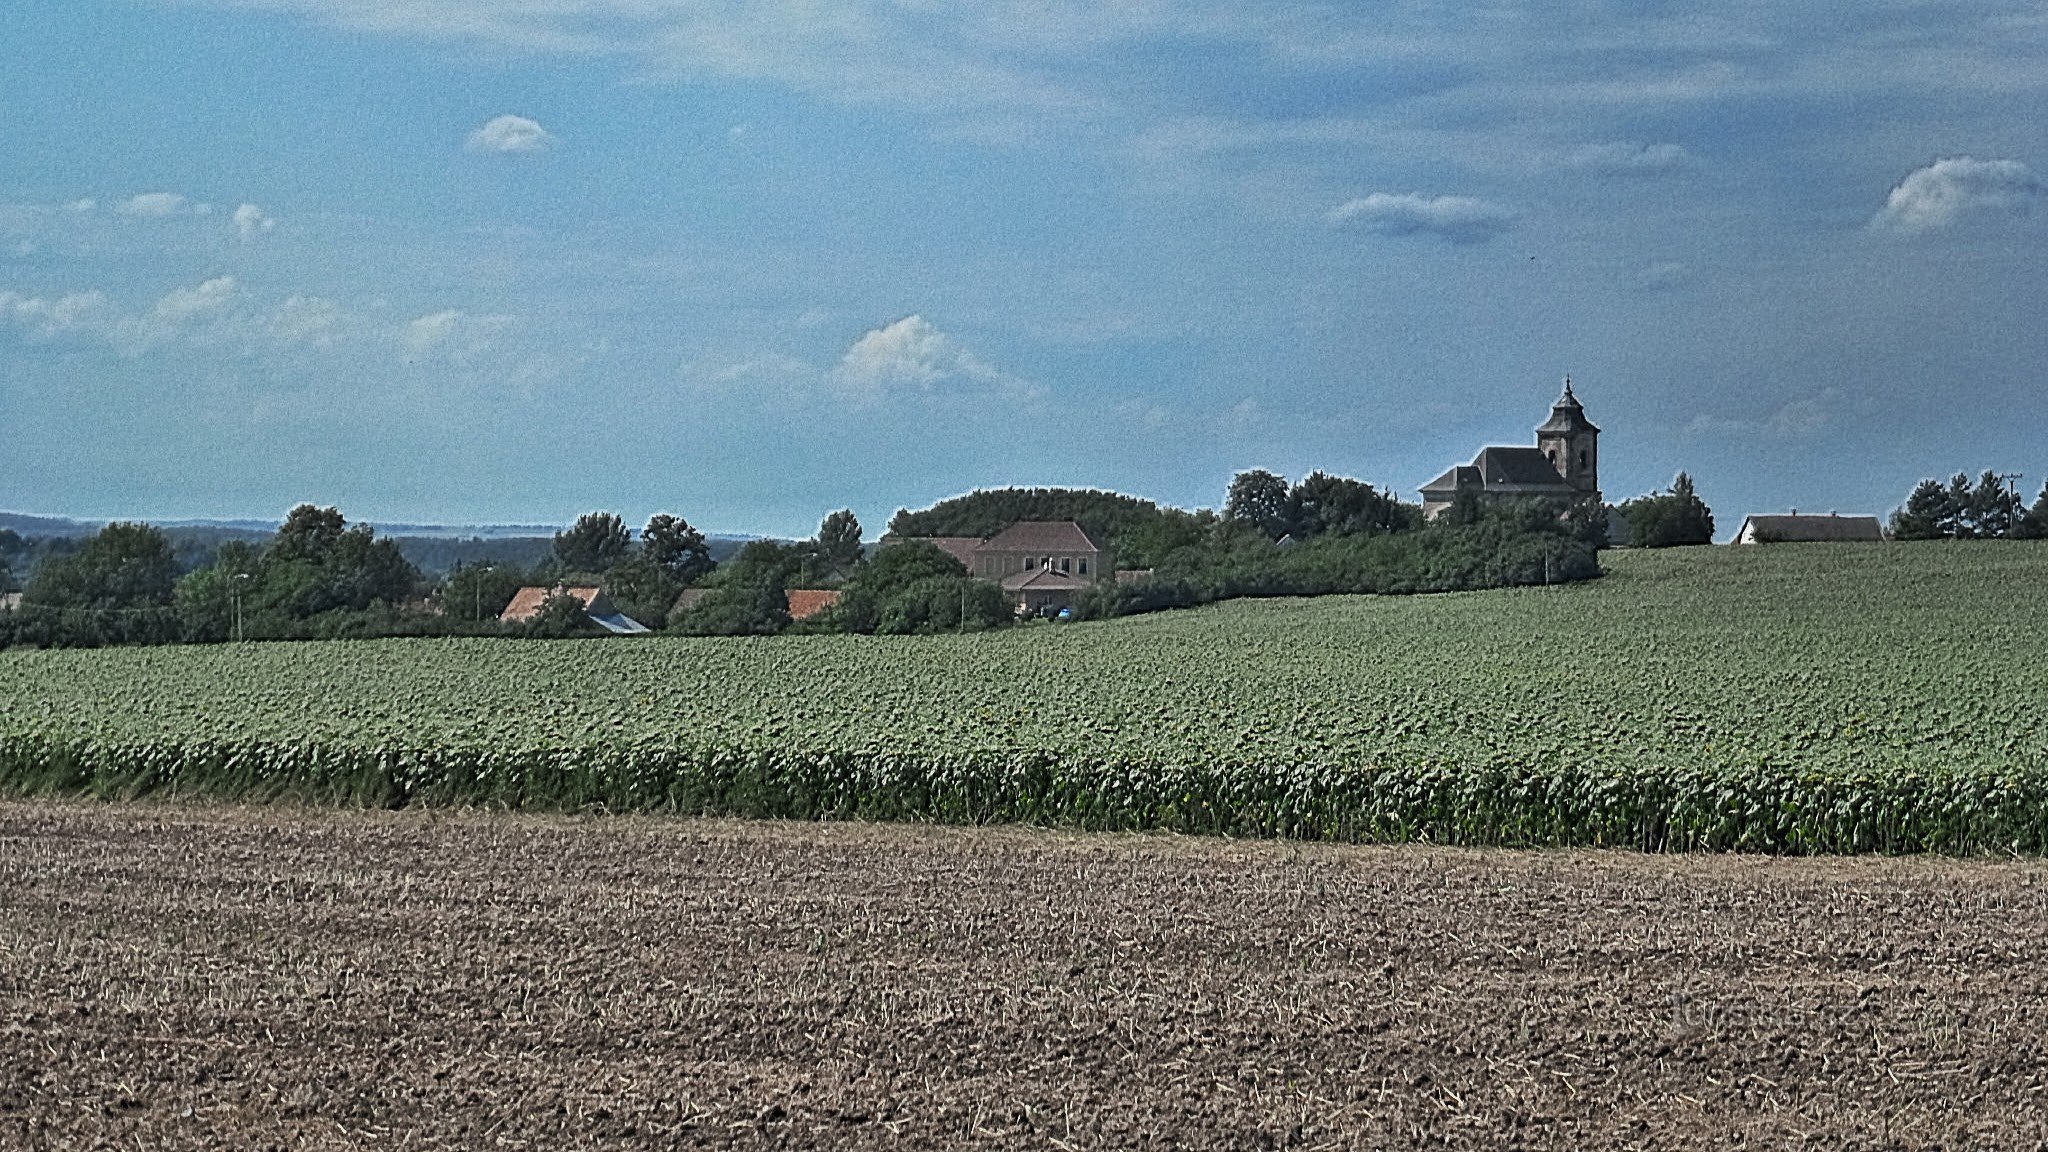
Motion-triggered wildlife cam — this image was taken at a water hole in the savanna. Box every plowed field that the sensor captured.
[5,800,2047,1150]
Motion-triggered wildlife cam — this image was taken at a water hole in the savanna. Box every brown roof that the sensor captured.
[981,520,1103,554]
[669,587,712,616]
[923,537,986,569]
[499,585,602,623]
[1737,514,1884,543]
[1000,568,1091,592]
[785,588,843,620]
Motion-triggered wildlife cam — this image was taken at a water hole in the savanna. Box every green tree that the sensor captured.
[524,590,595,638]
[669,540,804,636]
[1890,479,1952,540]
[553,512,632,573]
[1285,472,1416,539]
[831,541,1007,634]
[1225,469,1293,539]
[25,522,180,610]
[815,509,864,578]
[1616,473,1715,547]
[272,504,348,563]
[1964,471,2023,538]
[439,562,527,623]
[642,513,715,585]
[2016,481,2048,540]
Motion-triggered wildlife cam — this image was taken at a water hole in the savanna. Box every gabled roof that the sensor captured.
[499,585,603,623]
[1472,446,1569,489]
[923,537,986,569]
[1738,514,1885,542]
[1421,464,1480,497]
[981,520,1104,554]
[670,587,711,616]
[1001,568,1092,592]
[785,589,843,620]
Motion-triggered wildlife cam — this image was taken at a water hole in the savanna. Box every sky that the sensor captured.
[2,1,2045,538]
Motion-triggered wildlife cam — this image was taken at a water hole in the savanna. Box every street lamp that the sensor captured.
[475,565,495,624]
[231,572,250,643]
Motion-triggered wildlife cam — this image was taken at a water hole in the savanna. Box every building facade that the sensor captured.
[1421,382,1601,518]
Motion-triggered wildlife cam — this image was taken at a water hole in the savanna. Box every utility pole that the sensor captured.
[231,572,250,642]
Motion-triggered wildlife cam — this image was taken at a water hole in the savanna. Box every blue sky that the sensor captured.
[3,1,2045,537]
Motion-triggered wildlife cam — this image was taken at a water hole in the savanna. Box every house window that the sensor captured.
[1079,559,1088,576]
[1060,558,1071,573]
[1025,557,1036,570]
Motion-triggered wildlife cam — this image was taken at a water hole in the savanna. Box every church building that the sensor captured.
[1419,382,1601,518]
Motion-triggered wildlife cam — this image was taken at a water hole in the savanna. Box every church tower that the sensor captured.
[1535,378,1600,498]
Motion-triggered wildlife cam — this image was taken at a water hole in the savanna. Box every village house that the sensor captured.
[1733,512,1885,544]
[910,520,1111,615]
[499,585,650,633]
[1420,381,1601,518]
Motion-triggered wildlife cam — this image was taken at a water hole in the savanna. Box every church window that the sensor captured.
[1578,448,1589,470]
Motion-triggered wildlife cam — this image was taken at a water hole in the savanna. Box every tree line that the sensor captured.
[1890,472,2048,540]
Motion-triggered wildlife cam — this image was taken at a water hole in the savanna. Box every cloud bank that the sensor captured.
[1873,157,2044,232]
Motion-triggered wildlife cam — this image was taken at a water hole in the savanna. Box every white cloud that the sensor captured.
[1557,141,1692,173]
[233,203,277,239]
[465,114,554,154]
[270,295,343,346]
[119,192,209,217]
[0,289,115,339]
[1327,193,1516,244]
[832,314,1030,399]
[404,308,513,365]
[838,314,954,389]
[67,199,96,213]
[1872,157,2045,232]
[152,276,238,324]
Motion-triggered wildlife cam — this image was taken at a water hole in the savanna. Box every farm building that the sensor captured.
[1734,513,1885,544]
[0,592,19,613]
[1420,381,1601,518]
[499,585,651,633]
[895,520,1111,615]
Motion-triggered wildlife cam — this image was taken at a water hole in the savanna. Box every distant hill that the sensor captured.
[0,511,756,577]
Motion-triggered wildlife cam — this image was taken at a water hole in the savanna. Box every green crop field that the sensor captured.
[3,543,2044,852]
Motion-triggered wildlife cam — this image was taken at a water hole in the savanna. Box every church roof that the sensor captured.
[1473,447,1569,489]
[1536,380,1600,436]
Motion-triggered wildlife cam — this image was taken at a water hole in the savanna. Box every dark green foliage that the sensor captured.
[553,512,633,573]
[831,541,1008,634]
[1891,471,2028,540]
[2016,482,2048,540]
[524,591,597,638]
[25,522,179,610]
[438,562,529,623]
[886,487,1201,568]
[815,509,864,579]
[641,513,715,585]
[669,540,800,636]
[1074,502,1598,620]
[1284,471,1419,540]
[1616,472,1715,547]
[1225,469,1292,539]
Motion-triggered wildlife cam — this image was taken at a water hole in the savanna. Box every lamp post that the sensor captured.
[231,572,250,643]
[474,565,495,624]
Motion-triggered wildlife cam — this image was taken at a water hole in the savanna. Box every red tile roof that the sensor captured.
[785,588,844,620]
[499,585,601,623]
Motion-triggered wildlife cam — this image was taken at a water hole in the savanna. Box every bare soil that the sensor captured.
[3,800,2047,1150]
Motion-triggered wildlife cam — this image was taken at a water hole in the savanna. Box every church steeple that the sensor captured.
[1535,376,1600,496]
